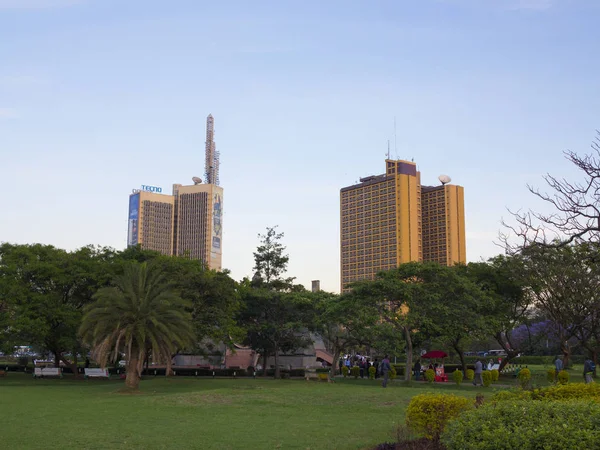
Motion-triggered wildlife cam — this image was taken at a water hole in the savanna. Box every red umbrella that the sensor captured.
[421,350,448,359]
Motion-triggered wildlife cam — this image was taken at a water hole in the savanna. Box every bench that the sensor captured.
[84,368,110,379]
[34,367,62,378]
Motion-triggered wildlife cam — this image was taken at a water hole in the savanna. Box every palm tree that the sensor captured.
[80,262,194,389]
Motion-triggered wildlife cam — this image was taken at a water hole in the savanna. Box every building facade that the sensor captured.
[127,191,175,256]
[340,158,465,292]
[421,184,466,266]
[174,183,223,270]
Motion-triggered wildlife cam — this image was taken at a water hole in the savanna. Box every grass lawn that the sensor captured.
[0,374,486,450]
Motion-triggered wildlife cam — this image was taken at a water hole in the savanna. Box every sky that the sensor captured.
[1,0,599,292]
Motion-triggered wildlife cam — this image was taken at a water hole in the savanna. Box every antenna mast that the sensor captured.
[394,116,398,159]
[204,114,220,185]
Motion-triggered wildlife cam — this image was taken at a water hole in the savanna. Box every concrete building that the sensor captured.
[340,158,465,291]
[340,159,422,292]
[127,190,175,256]
[173,183,223,270]
[421,184,466,266]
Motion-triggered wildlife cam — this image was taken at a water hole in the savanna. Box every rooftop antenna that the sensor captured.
[387,140,391,160]
[394,116,399,159]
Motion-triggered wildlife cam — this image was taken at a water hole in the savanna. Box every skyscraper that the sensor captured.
[127,190,175,256]
[127,114,223,270]
[340,158,465,292]
[421,184,466,266]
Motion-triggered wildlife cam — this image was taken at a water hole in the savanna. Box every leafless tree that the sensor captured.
[500,132,600,252]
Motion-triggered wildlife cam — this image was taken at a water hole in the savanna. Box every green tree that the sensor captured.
[252,226,296,291]
[313,291,380,380]
[79,262,194,389]
[467,256,531,370]
[0,243,113,373]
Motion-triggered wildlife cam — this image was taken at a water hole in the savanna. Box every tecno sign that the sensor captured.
[132,185,163,194]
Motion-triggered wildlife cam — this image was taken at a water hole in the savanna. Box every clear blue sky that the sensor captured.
[1,0,599,292]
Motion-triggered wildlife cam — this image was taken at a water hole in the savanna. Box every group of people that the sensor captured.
[555,355,596,384]
[338,355,393,387]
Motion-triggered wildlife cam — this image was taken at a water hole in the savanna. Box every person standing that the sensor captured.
[554,356,563,382]
[413,359,421,381]
[380,355,391,388]
[359,359,365,379]
[373,358,379,379]
[584,357,595,384]
[473,359,483,386]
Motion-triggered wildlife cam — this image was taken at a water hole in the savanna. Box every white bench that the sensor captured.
[84,368,110,379]
[34,367,62,378]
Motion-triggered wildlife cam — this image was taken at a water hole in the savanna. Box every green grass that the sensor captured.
[0,374,484,450]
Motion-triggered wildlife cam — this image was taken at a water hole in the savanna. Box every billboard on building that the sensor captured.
[211,188,223,260]
[128,193,140,247]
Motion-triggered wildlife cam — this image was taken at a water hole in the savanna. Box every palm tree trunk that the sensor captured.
[126,353,140,389]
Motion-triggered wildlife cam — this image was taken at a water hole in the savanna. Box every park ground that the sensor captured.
[0,365,583,450]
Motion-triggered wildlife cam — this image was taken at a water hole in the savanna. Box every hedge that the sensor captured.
[406,394,472,439]
[442,400,600,449]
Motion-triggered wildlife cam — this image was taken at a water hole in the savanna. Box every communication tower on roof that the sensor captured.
[205,114,220,185]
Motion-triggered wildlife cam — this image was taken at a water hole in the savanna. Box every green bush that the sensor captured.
[425,369,435,383]
[368,365,376,379]
[547,369,556,383]
[465,369,474,381]
[317,373,328,381]
[558,370,570,385]
[482,371,492,387]
[518,368,531,389]
[350,365,360,379]
[406,393,472,440]
[389,366,397,380]
[490,369,499,383]
[491,383,600,403]
[442,400,600,449]
[452,369,463,385]
[342,366,349,378]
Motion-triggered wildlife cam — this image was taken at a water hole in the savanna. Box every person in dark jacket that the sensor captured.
[380,355,392,388]
[373,359,379,379]
[413,360,421,381]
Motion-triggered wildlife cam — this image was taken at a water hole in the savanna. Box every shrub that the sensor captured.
[425,369,435,383]
[482,371,492,387]
[547,369,556,383]
[406,393,472,440]
[535,383,600,401]
[389,366,397,380]
[351,365,360,379]
[452,369,463,385]
[317,373,328,382]
[558,370,570,385]
[368,365,376,379]
[442,399,600,449]
[342,366,349,377]
[465,369,474,381]
[490,369,499,383]
[518,368,531,389]
[490,389,532,404]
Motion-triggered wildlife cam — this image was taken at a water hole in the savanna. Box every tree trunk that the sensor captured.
[262,353,268,377]
[452,341,467,375]
[404,326,413,382]
[329,348,341,382]
[274,348,280,379]
[59,353,80,379]
[560,339,572,368]
[125,353,140,389]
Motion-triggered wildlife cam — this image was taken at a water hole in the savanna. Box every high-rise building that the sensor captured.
[421,184,466,266]
[340,158,465,292]
[127,190,175,256]
[127,114,223,270]
[174,182,223,270]
[340,159,422,291]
